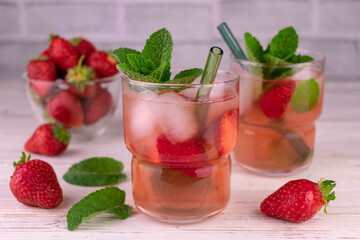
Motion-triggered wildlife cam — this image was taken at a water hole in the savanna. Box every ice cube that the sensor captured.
[147,92,199,143]
[292,67,320,81]
[129,101,157,140]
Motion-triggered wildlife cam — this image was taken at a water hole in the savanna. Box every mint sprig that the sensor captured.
[63,157,126,186]
[112,28,203,87]
[66,187,131,231]
[243,26,314,79]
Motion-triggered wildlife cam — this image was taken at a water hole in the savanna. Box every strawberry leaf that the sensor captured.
[318,179,336,213]
[52,124,70,145]
[63,157,126,186]
[66,187,131,231]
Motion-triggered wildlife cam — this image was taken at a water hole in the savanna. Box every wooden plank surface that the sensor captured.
[0,80,359,239]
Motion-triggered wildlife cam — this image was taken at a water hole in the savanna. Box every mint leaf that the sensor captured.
[127,54,154,75]
[150,61,171,83]
[291,78,320,113]
[117,64,159,82]
[244,32,264,63]
[263,53,292,79]
[112,48,141,65]
[169,68,203,84]
[268,26,298,60]
[63,157,126,186]
[289,54,314,63]
[142,28,173,67]
[66,187,131,231]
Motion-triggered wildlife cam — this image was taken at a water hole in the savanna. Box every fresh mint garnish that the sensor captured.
[291,78,320,113]
[112,28,203,87]
[66,187,131,231]
[142,28,173,67]
[243,26,313,79]
[63,157,126,186]
[267,26,298,60]
[244,32,264,63]
[112,48,141,65]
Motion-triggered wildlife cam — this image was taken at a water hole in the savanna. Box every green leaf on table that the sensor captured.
[63,157,126,186]
[291,78,320,113]
[142,28,173,68]
[66,187,131,231]
[267,26,298,60]
[112,48,141,65]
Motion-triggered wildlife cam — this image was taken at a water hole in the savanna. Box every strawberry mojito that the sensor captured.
[231,27,326,175]
[113,29,239,222]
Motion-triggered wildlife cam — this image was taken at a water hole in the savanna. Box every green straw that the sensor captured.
[217,22,247,60]
[195,46,223,131]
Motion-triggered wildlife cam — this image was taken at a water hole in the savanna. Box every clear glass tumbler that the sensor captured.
[230,50,326,176]
[122,70,239,223]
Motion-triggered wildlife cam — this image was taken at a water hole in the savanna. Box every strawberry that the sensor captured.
[69,37,96,59]
[48,36,78,71]
[260,179,336,223]
[47,90,84,128]
[24,123,70,156]
[10,152,63,208]
[86,50,118,78]
[215,110,239,156]
[83,88,112,125]
[39,49,51,58]
[259,81,296,119]
[156,135,212,178]
[66,55,99,98]
[27,56,57,99]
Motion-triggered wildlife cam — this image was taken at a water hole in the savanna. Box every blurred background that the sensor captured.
[0,0,359,81]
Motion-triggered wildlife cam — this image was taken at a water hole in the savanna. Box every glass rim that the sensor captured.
[230,48,326,67]
[22,72,121,84]
[123,69,239,88]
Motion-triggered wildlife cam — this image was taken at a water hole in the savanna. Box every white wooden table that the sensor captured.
[0,79,359,239]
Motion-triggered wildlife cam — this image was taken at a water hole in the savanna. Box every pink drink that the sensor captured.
[231,50,326,175]
[122,71,239,222]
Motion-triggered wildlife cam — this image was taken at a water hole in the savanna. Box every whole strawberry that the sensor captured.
[66,55,99,98]
[49,36,78,71]
[69,37,96,59]
[259,81,296,119]
[10,152,63,208]
[25,123,70,156]
[86,50,118,78]
[260,179,336,222]
[27,56,57,98]
[83,88,112,125]
[47,90,84,128]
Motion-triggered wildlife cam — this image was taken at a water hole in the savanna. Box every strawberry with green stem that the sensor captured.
[10,152,63,209]
[260,178,336,222]
[86,50,118,78]
[25,123,70,156]
[66,55,99,98]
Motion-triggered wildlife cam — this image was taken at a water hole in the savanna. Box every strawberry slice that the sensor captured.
[259,81,296,119]
[215,110,239,156]
[155,135,212,178]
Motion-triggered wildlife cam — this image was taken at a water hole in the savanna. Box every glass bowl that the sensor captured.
[23,73,121,142]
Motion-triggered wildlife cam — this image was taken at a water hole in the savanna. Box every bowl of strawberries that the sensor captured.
[24,35,121,142]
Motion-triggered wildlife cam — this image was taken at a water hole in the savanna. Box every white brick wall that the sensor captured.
[0,0,359,80]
